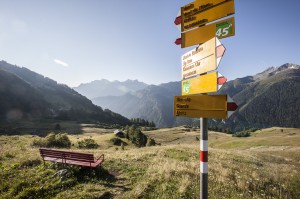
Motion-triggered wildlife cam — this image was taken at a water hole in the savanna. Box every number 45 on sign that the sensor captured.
[216,20,233,38]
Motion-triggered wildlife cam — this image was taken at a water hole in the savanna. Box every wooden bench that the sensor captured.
[39,148,104,168]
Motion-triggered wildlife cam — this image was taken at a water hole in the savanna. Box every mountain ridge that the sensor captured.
[0,60,130,127]
[89,63,300,131]
[73,78,148,99]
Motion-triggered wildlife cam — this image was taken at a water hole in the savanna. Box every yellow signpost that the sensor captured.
[182,72,223,95]
[181,17,235,48]
[174,95,228,119]
[181,0,235,32]
[173,1,237,198]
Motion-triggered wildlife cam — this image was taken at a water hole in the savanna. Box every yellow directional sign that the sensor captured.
[181,0,234,32]
[174,95,227,119]
[181,17,235,48]
[182,0,228,18]
[182,72,220,95]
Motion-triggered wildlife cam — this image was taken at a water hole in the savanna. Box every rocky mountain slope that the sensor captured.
[0,61,130,126]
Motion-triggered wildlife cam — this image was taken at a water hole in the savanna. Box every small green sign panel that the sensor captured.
[182,81,191,94]
[216,20,233,38]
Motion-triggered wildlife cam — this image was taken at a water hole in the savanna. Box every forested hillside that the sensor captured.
[0,61,130,131]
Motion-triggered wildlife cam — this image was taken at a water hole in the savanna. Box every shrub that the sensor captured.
[111,137,122,146]
[110,138,127,146]
[78,138,99,149]
[232,131,251,137]
[126,125,148,147]
[146,138,156,147]
[32,133,71,148]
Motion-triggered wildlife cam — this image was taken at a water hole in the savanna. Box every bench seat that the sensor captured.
[39,148,104,168]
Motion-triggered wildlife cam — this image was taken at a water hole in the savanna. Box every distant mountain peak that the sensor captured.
[74,79,148,99]
[278,63,300,70]
[253,63,299,81]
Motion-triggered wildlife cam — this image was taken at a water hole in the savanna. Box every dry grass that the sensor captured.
[0,126,299,198]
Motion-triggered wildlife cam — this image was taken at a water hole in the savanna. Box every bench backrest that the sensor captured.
[39,148,95,163]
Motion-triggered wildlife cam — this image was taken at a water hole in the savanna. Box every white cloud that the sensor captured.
[54,59,69,67]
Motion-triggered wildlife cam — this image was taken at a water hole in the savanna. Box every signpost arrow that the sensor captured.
[182,72,227,95]
[227,95,238,118]
[174,16,181,26]
[181,37,226,80]
[174,94,238,119]
[174,9,181,30]
[175,38,182,45]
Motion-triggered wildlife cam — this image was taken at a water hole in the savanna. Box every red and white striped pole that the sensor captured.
[200,117,208,199]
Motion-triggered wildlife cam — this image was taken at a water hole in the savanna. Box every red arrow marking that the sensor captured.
[216,44,226,58]
[175,38,182,45]
[227,102,238,111]
[174,16,181,25]
[217,76,227,85]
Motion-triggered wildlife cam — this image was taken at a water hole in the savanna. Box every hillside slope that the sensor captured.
[0,61,130,127]
[217,63,300,131]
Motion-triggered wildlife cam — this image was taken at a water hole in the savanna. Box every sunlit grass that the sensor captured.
[0,127,299,198]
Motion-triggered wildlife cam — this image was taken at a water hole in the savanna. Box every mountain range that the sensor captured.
[74,79,148,99]
[78,63,300,132]
[0,61,130,126]
[217,63,300,131]
[1,60,299,132]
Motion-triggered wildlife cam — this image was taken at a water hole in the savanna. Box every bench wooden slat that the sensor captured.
[41,152,94,161]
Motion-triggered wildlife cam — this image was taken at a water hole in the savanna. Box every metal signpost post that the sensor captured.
[200,117,208,199]
[174,0,237,198]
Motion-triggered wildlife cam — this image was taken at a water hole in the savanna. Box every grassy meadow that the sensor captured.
[0,126,299,198]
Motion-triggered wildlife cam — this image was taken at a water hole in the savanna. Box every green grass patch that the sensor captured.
[164,148,195,161]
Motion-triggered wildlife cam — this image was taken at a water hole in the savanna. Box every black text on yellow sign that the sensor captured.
[174,95,228,119]
[181,0,235,32]
[182,0,229,18]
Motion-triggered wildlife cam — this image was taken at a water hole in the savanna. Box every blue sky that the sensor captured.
[0,0,300,87]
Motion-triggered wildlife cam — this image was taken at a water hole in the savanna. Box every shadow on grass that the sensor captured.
[37,163,126,198]
[72,166,131,192]
[72,166,116,183]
